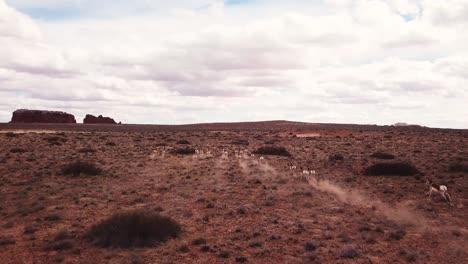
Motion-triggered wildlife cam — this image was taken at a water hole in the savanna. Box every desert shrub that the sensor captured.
[370,152,395,160]
[44,214,62,221]
[305,241,317,251]
[364,162,419,176]
[329,154,344,161]
[5,132,17,138]
[176,140,191,145]
[337,244,359,259]
[388,228,406,240]
[78,148,96,154]
[44,136,67,145]
[85,210,181,248]
[0,236,15,246]
[235,256,248,263]
[170,148,196,155]
[448,162,468,173]
[105,141,117,146]
[191,238,207,245]
[10,148,28,153]
[253,146,291,157]
[62,161,102,176]
[218,251,230,258]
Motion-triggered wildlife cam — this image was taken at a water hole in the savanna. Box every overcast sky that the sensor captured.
[0,0,467,128]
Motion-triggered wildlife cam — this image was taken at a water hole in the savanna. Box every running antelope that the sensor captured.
[426,176,452,205]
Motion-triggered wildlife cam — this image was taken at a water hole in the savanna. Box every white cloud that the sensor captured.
[0,0,467,128]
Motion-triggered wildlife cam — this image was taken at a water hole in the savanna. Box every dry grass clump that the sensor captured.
[253,146,291,157]
[448,162,468,173]
[364,162,419,176]
[329,154,344,161]
[62,161,102,176]
[170,148,196,155]
[370,152,395,160]
[44,136,67,145]
[10,148,28,153]
[85,210,181,248]
[78,147,97,154]
[337,244,359,259]
[4,132,17,138]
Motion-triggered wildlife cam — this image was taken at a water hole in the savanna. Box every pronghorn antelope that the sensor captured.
[287,163,297,170]
[300,167,316,180]
[426,176,452,205]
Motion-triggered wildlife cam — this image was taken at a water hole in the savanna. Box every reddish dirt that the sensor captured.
[0,122,467,264]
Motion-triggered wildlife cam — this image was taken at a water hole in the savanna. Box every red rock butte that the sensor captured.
[83,114,117,124]
[10,109,76,123]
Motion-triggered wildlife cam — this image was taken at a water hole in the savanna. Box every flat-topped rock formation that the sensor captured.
[10,109,76,123]
[83,114,117,124]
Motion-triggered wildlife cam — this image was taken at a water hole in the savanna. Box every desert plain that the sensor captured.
[0,121,467,264]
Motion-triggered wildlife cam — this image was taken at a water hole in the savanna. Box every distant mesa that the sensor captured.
[10,109,76,123]
[83,114,117,124]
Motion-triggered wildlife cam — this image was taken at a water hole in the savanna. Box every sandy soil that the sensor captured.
[0,122,467,264]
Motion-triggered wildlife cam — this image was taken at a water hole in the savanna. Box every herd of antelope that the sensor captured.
[151,146,455,206]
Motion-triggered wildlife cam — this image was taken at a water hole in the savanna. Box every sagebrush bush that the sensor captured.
[448,162,468,173]
[85,210,181,248]
[62,161,102,176]
[5,132,17,138]
[329,154,344,161]
[364,162,419,176]
[370,152,395,160]
[170,148,196,155]
[337,244,359,259]
[78,148,96,154]
[44,136,67,145]
[253,146,291,157]
[10,148,28,153]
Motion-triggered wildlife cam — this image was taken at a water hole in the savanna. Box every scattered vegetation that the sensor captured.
[10,148,28,153]
[44,214,62,221]
[44,136,67,145]
[45,230,74,251]
[191,238,207,245]
[448,162,468,173]
[370,152,395,160]
[0,236,15,246]
[337,244,359,259]
[85,210,181,248]
[305,241,317,251]
[4,132,17,138]
[253,146,291,157]
[170,148,196,155]
[62,161,102,177]
[364,162,419,176]
[78,147,97,154]
[329,154,344,162]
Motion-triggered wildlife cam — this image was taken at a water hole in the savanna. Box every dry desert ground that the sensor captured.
[0,122,467,264]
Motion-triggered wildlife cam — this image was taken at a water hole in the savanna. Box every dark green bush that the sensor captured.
[170,148,196,155]
[62,161,102,176]
[85,210,181,248]
[253,146,291,157]
[370,152,395,160]
[448,162,468,173]
[364,162,419,176]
